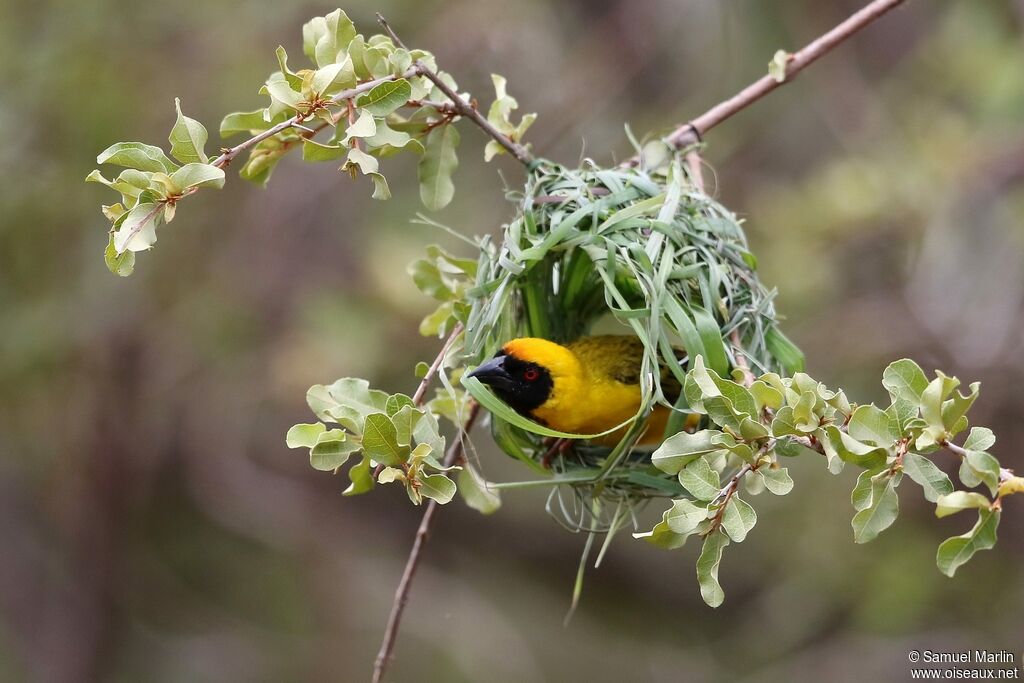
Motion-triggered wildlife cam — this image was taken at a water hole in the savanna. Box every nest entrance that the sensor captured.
[463,155,802,528]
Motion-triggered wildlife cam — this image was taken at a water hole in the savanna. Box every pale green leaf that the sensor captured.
[936,508,999,577]
[343,454,375,496]
[902,452,953,503]
[361,413,409,467]
[759,467,794,495]
[721,495,756,542]
[286,422,326,449]
[419,473,457,504]
[852,473,900,543]
[356,78,412,116]
[696,530,729,607]
[935,491,991,518]
[168,98,208,164]
[418,125,460,210]
[678,457,720,501]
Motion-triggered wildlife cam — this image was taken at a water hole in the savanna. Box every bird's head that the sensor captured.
[467,338,579,417]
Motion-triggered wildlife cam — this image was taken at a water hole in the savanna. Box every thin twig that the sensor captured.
[372,401,481,683]
[377,13,535,166]
[211,69,421,168]
[627,0,907,164]
[411,324,463,406]
[703,462,754,537]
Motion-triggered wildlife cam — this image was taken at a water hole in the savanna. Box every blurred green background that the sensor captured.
[1,1,1022,681]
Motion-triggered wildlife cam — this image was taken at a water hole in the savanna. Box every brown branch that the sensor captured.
[377,13,534,166]
[411,324,463,406]
[210,69,422,168]
[703,462,754,537]
[629,0,907,163]
[372,401,481,683]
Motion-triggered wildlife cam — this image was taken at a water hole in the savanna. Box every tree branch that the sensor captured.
[377,13,534,166]
[210,69,422,168]
[630,0,907,164]
[411,324,463,406]
[372,401,481,683]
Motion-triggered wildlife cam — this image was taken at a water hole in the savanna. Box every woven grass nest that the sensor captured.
[460,151,804,531]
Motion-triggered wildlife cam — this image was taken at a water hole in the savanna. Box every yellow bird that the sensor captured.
[467,335,693,445]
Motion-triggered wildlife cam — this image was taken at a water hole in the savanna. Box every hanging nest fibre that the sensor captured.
[461,150,804,530]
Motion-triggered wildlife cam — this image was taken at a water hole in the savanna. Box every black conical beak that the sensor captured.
[467,355,515,391]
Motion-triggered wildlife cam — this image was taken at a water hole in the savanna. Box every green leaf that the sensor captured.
[168,98,208,164]
[959,450,1000,496]
[633,511,689,550]
[848,404,899,447]
[418,125,460,211]
[685,355,756,417]
[97,142,179,173]
[343,147,379,175]
[935,491,991,518]
[770,406,800,437]
[821,426,888,470]
[902,452,953,503]
[419,474,457,504]
[220,109,277,137]
[310,56,356,95]
[412,409,445,455]
[920,372,961,432]
[457,465,501,514]
[936,508,999,577]
[306,378,389,433]
[721,495,756,542]
[369,173,391,200]
[261,72,303,117]
[964,427,995,452]
[759,467,794,495]
[391,404,423,447]
[343,454,375,496]
[113,202,161,253]
[696,530,729,607]
[678,457,720,501]
[883,359,928,404]
[852,473,900,543]
[310,429,360,471]
[356,78,412,116]
[286,422,327,449]
[750,380,784,411]
[377,467,405,484]
[664,498,710,535]
[651,429,723,474]
[361,413,409,467]
[302,139,347,162]
[104,235,135,276]
[342,111,377,144]
[851,467,881,511]
[168,163,225,191]
[303,9,357,67]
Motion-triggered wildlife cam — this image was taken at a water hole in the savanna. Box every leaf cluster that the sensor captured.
[88,8,536,275]
[639,356,1016,606]
[286,378,458,505]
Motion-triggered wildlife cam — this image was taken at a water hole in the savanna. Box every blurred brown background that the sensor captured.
[1,1,1022,681]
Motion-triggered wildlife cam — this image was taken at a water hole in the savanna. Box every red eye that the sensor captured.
[523,368,540,381]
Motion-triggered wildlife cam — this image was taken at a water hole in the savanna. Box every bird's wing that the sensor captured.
[568,335,685,403]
